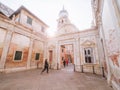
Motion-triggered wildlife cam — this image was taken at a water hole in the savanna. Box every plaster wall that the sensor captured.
[31,40,44,68]
[0,28,6,60]
[5,33,30,68]
[102,0,120,89]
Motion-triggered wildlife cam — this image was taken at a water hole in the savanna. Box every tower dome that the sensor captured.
[59,6,68,17]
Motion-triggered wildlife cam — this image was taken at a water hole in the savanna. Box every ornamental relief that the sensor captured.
[81,40,95,47]
[48,45,55,49]
[80,36,96,45]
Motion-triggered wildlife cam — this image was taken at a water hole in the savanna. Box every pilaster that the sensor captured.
[55,41,59,69]
[74,37,81,71]
[27,38,34,69]
[95,35,101,65]
[74,37,80,65]
[0,30,13,70]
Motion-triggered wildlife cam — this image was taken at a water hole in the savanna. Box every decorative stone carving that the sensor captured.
[81,40,95,47]
[96,12,102,25]
[48,45,55,49]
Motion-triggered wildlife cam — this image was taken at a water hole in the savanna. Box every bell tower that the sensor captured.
[57,6,71,29]
[56,6,79,35]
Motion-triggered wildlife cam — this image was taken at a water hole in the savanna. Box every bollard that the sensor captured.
[102,67,105,77]
[92,65,95,74]
[74,64,75,72]
[57,63,59,70]
[50,64,51,69]
[81,65,84,73]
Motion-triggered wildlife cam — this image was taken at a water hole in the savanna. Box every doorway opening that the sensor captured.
[49,50,53,69]
[60,44,74,71]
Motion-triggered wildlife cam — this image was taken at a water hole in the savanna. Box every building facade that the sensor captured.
[0,5,48,73]
[91,0,120,89]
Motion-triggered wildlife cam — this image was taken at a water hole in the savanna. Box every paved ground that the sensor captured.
[0,65,113,90]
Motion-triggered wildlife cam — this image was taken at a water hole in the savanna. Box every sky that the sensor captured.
[0,0,93,36]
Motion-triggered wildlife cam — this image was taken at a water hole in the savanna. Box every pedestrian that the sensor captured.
[66,59,68,66]
[63,59,66,67]
[41,59,49,74]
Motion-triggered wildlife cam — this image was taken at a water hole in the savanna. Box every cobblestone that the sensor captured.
[0,66,113,90]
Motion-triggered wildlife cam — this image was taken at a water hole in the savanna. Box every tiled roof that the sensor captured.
[0,2,14,17]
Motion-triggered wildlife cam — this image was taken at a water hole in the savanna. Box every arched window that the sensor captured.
[88,50,90,54]
[84,50,86,55]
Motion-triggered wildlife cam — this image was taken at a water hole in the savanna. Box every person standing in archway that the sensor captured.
[66,59,68,66]
[63,59,66,67]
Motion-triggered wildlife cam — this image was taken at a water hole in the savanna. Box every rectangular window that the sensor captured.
[27,16,32,25]
[84,48,93,63]
[35,53,40,60]
[14,51,22,60]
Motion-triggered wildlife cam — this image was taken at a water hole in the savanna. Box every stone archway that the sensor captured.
[60,44,74,67]
[56,39,79,69]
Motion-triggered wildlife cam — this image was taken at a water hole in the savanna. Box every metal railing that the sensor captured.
[74,64,105,77]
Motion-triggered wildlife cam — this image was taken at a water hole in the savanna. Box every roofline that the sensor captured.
[0,11,10,20]
[9,6,49,28]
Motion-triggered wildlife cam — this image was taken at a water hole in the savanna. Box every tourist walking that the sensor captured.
[66,59,68,66]
[41,59,49,74]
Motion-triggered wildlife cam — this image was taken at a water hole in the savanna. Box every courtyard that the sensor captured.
[0,65,113,90]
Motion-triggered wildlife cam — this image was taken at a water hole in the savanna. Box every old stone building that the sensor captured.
[0,5,48,72]
[91,0,120,89]
[0,0,120,90]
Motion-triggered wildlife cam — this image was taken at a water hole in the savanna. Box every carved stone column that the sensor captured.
[96,35,101,65]
[100,22,111,85]
[27,38,34,69]
[0,30,13,70]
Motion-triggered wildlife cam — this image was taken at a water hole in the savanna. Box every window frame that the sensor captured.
[27,16,32,25]
[13,51,23,62]
[84,47,93,64]
[35,53,40,60]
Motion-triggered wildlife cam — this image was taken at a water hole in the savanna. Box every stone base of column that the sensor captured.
[75,65,81,72]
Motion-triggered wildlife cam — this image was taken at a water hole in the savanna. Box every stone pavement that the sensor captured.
[0,65,113,90]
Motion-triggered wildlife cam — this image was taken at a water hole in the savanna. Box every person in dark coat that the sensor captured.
[63,59,66,67]
[41,59,49,74]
